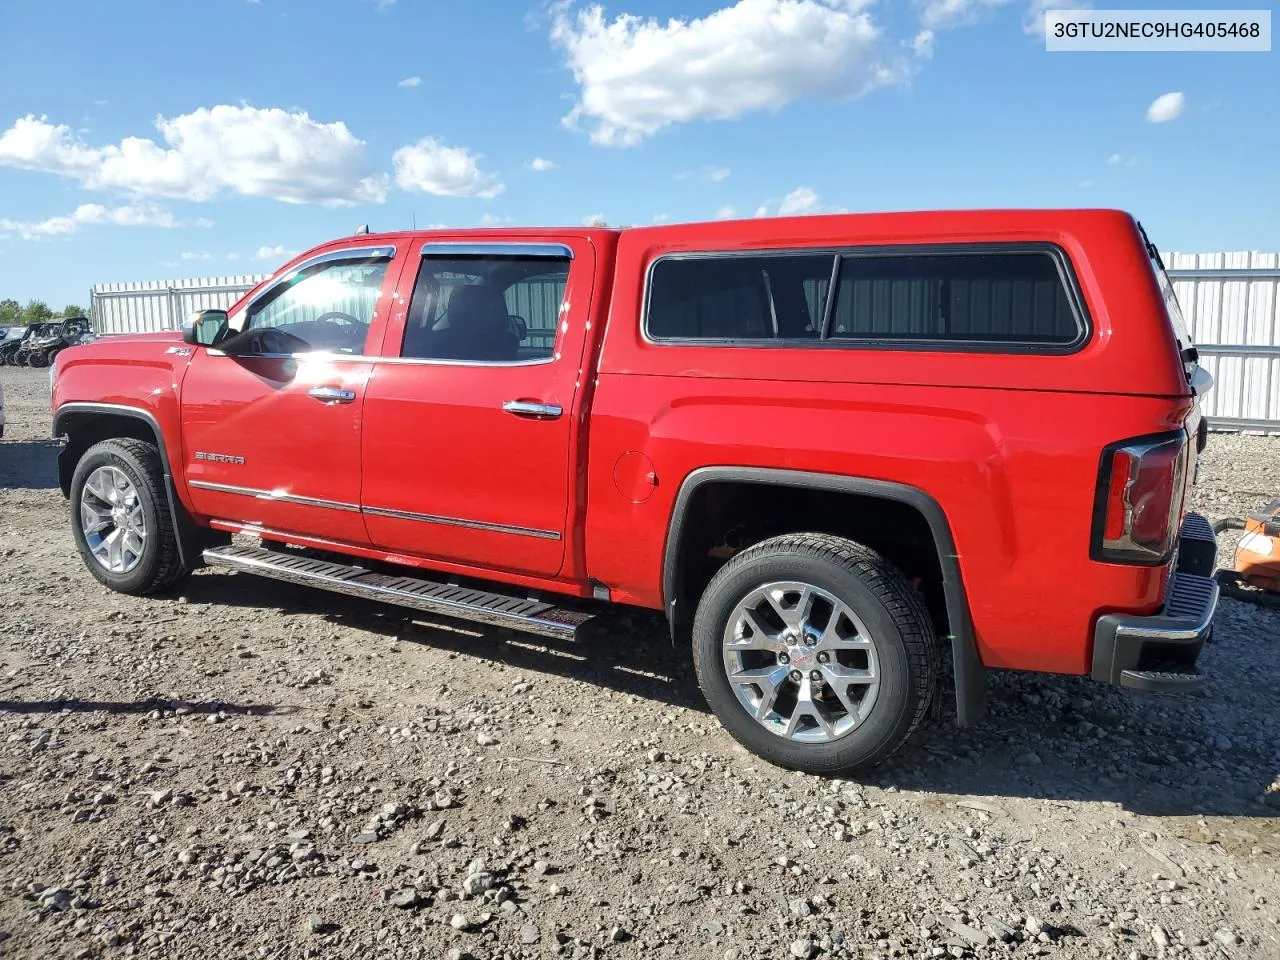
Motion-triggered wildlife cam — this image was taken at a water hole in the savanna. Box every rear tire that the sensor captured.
[692,533,939,774]
[27,351,49,368]
[70,438,189,595]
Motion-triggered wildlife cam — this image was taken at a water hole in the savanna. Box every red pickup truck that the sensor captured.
[51,210,1218,774]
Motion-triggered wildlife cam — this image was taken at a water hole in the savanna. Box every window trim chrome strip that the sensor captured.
[203,350,556,368]
[362,505,561,540]
[242,244,398,313]
[420,242,573,260]
[190,480,562,540]
[189,479,362,513]
[365,354,556,368]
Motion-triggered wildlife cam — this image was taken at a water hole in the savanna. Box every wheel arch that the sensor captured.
[661,466,986,726]
[54,402,219,569]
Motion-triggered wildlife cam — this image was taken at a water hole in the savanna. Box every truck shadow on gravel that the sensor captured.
[176,571,1279,822]
[0,440,60,489]
[0,697,298,716]
[176,570,704,713]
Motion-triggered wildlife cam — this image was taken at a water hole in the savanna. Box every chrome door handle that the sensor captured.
[502,400,562,419]
[309,385,357,404]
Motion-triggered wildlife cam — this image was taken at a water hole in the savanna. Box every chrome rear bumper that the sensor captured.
[1090,514,1219,693]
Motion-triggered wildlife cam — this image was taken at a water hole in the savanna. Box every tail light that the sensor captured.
[1092,432,1188,565]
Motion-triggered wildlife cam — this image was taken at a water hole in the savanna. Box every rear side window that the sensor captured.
[645,246,1085,350]
[830,252,1079,344]
[646,254,834,340]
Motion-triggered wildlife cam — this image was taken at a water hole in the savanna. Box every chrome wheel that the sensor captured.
[722,581,880,743]
[79,465,147,574]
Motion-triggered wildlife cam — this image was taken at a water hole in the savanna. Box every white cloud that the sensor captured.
[254,244,299,261]
[652,212,669,222]
[715,205,736,219]
[478,213,513,226]
[1022,0,1089,36]
[920,0,988,30]
[530,157,558,172]
[778,186,823,215]
[1147,92,1185,123]
[1107,153,1138,167]
[0,107,389,206]
[551,0,904,145]
[583,214,608,226]
[181,250,213,261]
[754,205,769,218]
[226,252,241,261]
[918,0,1090,39]
[398,76,422,88]
[0,201,191,240]
[911,29,935,57]
[677,165,732,182]
[392,137,503,199]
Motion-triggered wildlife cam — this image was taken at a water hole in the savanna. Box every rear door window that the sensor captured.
[402,255,570,363]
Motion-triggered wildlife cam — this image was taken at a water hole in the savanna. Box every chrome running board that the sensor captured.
[202,544,593,641]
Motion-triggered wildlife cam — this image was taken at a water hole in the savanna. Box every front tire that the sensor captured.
[692,533,939,774]
[70,438,188,595]
[27,351,49,368]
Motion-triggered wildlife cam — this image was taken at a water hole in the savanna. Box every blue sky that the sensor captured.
[0,0,1276,307]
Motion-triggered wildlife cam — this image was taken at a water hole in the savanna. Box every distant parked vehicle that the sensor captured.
[0,324,38,365]
[14,316,95,368]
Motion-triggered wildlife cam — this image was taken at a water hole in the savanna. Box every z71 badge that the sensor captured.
[194,451,245,465]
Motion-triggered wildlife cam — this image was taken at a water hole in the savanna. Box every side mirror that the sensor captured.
[183,309,228,346]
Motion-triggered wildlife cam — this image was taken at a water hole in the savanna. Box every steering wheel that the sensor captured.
[313,311,361,327]
[256,327,311,355]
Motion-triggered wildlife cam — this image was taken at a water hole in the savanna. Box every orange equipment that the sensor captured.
[1233,499,1280,593]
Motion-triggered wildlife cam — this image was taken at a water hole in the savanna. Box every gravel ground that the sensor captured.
[1,365,1278,960]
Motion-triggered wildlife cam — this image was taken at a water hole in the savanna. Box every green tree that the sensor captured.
[22,300,53,325]
[61,303,88,319]
[0,298,20,326]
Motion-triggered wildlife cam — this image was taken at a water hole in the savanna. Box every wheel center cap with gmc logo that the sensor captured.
[789,647,815,670]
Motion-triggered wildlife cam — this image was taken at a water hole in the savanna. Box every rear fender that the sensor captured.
[663,466,987,727]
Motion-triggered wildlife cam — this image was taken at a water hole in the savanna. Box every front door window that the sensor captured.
[222,259,390,356]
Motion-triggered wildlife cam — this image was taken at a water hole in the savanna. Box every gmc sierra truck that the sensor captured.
[50,209,1218,774]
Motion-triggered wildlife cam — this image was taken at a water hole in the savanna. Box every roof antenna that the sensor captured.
[354,223,370,235]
